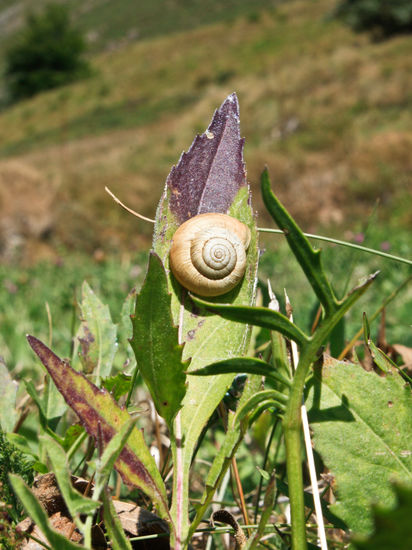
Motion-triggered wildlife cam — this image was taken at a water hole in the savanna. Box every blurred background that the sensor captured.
[0,0,411,372]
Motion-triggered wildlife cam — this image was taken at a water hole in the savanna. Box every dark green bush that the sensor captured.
[4,3,90,102]
[334,0,412,37]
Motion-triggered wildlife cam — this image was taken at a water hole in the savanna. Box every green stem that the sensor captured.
[170,411,190,549]
[283,346,313,550]
[258,227,412,266]
[125,364,139,408]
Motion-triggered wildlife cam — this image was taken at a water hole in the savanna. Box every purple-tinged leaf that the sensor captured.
[166,93,246,223]
[26,335,171,526]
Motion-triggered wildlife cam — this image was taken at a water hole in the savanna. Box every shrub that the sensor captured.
[4,3,90,102]
[334,0,412,37]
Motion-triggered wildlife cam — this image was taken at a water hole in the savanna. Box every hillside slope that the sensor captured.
[0,0,274,55]
[0,0,411,262]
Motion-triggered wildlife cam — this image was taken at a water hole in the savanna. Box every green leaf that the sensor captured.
[0,360,18,432]
[235,390,288,422]
[24,381,65,446]
[102,488,133,550]
[61,424,85,452]
[41,435,99,518]
[261,168,338,316]
[24,380,48,432]
[27,335,171,526]
[190,296,308,347]
[352,482,412,550]
[9,474,83,549]
[44,372,67,431]
[189,357,292,387]
[256,466,271,481]
[130,252,188,429]
[247,400,285,425]
[102,373,132,401]
[188,374,262,537]
[118,287,137,374]
[77,281,117,384]
[6,433,39,459]
[164,188,258,540]
[306,357,412,535]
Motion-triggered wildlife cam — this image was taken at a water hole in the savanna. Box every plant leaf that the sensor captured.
[306,356,412,535]
[0,359,18,432]
[352,482,412,550]
[159,92,247,225]
[247,400,285,425]
[102,488,133,550]
[188,374,262,537]
[118,287,137,374]
[102,373,132,401]
[24,380,48,431]
[44,372,67,432]
[261,168,338,316]
[130,252,188,429]
[6,433,39,459]
[190,296,308,347]
[235,390,288,422]
[189,357,291,387]
[27,335,171,524]
[41,435,99,518]
[77,281,117,384]
[9,474,83,549]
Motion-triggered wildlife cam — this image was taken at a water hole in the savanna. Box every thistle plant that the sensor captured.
[6,94,411,550]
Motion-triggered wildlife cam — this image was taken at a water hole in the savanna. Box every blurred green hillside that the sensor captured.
[0,0,274,54]
[0,0,411,262]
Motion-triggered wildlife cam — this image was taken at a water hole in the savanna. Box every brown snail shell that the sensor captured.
[169,213,251,297]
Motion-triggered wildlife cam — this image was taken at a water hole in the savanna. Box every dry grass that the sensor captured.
[0,0,411,261]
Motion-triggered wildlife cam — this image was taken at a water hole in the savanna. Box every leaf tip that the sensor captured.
[26,334,41,353]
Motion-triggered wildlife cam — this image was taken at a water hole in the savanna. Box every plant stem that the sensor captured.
[282,347,314,550]
[231,456,251,536]
[283,425,307,550]
[258,228,412,266]
[170,411,189,549]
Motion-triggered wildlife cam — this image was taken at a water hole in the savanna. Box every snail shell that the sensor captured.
[169,213,251,297]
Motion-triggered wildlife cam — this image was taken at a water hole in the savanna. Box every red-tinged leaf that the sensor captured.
[26,335,171,525]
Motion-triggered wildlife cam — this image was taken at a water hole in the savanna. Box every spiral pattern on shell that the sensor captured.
[169,213,251,297]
